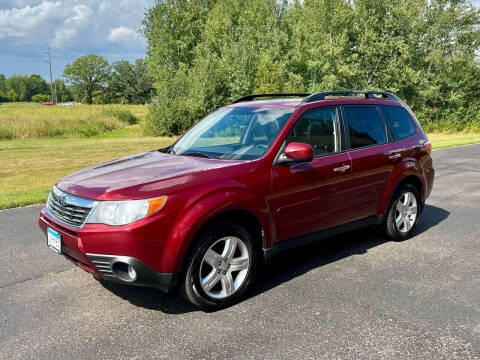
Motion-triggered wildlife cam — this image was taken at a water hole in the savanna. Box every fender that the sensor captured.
[159,187,272,272]
[377,157,427,215]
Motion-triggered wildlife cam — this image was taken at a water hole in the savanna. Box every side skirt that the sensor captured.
[263,215,384,263]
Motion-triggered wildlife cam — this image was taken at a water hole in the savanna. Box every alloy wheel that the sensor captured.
[394,191,418,233]
[199,236,250,299]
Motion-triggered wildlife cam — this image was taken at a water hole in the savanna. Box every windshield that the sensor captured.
[171,107,294,160]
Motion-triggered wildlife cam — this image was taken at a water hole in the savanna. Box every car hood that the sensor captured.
[56,151,244,200]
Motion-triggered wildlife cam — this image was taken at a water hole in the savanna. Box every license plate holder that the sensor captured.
[47,227,62,254]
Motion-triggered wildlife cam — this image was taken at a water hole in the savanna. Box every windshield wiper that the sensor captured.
[180,152,218,159]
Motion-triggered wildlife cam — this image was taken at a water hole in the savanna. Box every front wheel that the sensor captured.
[383,184,421,241]
[180,222,258,311]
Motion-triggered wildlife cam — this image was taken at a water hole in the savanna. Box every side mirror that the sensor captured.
[277,142,314,165]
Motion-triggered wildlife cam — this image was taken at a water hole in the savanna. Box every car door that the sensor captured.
[269,106,353,243]
[341,104,397,221]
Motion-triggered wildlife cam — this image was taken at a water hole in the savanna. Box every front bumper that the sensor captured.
[87,253,178,291]
[38,208,178,292]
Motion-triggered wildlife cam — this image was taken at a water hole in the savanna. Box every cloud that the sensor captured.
[0,0,154,77]
[0,1,146,47]
[52,28,78,48]
[108,26,139,43]
[66,4,93,24]
[0,1,63,38]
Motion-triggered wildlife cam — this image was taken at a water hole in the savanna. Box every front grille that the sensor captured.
[46,186,96,227]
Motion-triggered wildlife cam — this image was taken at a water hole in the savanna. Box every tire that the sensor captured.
[383,183,421,241]
[179,222,258,311]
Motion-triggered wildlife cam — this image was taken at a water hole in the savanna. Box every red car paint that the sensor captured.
[39,96,434,286]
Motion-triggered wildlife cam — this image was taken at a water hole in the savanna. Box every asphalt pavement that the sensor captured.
[0,144,479,359]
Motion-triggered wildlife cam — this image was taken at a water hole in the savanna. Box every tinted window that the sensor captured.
[287,107,338,156]
[381,105,417,141]
[344,106,387,149]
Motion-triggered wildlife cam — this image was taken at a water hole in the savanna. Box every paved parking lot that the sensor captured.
[0,144,479,359]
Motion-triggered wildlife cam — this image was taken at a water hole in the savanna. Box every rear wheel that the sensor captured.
[180,222,258,311]
[383,184,421,241]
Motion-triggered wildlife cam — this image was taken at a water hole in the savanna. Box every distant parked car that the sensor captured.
[39,90,434,310]
[42,102,54,106]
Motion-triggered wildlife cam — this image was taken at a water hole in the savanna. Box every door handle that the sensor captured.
[334,164,350,173]
[388,153,402,161]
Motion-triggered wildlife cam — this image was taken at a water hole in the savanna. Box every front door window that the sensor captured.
[286,107,339,156]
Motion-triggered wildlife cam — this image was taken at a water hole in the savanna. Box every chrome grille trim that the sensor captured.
[46,186,97,228]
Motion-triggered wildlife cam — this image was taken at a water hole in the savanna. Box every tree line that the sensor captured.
[0,74,70,103]
[142,0,480,135]
[0,56,154,105]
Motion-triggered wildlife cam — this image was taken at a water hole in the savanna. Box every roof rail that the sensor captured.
[231,93,310,104]
[302,90,400,103]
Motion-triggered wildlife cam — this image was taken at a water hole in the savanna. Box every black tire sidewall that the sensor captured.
[182,222,258,311]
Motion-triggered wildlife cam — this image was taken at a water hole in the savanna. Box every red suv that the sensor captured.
[39,91,434,310]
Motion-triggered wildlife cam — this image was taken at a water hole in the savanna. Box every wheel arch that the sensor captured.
[399,175,423,197]
[162,188,272,273]
[183,209,264,267]
[378,173,425,215]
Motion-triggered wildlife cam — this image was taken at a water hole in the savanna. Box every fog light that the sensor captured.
[112,262,137,282]
[128,265,137,281]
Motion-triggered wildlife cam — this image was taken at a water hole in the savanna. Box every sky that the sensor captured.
[0,0,479,80]
[0,0,155,79]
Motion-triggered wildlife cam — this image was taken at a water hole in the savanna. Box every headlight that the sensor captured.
[86,196,167,226]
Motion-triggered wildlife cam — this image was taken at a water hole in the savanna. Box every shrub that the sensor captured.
[102,107,138,125]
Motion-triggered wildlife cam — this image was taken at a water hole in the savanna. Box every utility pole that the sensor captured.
[54,80,58,103]
[47,47,54,103]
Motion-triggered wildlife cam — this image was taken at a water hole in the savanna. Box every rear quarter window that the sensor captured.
[380,105,417,141]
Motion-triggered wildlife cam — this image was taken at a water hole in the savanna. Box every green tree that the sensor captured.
[108,59,154,104]
[351,0,480,130]
[31,94,50,103]
[143,0,480,135]
[63,55,110,104]
[133,59,155,104]
[26,75,49,101]
[253,55,286,93]
[144,0,290,135]
[53,79,72,103]
[5,75,28,101]
[5,89,19,102]
[2,74,48,101]
[0,74,5,93]
[143,0,211,74]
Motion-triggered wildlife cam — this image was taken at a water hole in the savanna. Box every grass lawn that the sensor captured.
[428,132,479,149]
[0,134,175,209]
[0,126,478,210]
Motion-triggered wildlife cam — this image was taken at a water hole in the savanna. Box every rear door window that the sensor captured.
[343,106,387,149]
[380,105,417,141]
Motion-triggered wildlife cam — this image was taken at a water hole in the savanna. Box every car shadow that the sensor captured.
[99,204,449,314]
[98,279,198,314]
[248,204,449,300]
